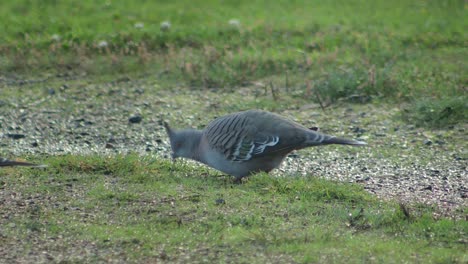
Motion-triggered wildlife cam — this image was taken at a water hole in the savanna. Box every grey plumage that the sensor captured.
[0,157,47,168]
[165,110,366,180]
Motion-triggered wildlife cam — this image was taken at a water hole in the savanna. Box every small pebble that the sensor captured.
[6,134,25,139]
[288,153,299,158]
[215,198,225,205]
[424,139,432,146]
[422,185,433,191]
[129,115,142,123]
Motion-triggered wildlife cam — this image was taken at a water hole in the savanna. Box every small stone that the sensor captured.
[129,115,142,123]
[300,103,320,110]
[134,88,145,94]
[422,185,433,191]
[347,94,371,103]
[105,143,114,149]
[6,134,25,139]
[424,139,432,146]
[352,126,366,134]
[51,34,61,41]
[355,176,370,183]
[159,250,168,260]
[215,198,225,205]
[98,40,108,48]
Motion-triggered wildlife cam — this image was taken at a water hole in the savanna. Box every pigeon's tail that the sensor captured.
[305,130,367,146]
[0,158,47,168]
[322,136,367,146]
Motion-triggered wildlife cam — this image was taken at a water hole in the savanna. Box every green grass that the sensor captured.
[1,0,466,124]
[1,155,466,263]
[402,96,467,128]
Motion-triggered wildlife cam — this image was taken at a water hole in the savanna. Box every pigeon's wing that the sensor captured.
[204,110,307,161]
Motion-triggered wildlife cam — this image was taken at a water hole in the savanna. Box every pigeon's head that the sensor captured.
[164,122,202,160]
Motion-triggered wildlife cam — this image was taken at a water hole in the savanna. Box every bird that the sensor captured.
[0,157,47,168]
[164,110,366,181]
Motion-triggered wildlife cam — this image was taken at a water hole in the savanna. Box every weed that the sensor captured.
[402,96,467,128]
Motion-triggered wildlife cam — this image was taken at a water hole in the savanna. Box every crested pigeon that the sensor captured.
[0,157,47,168]
[164,110,366,180]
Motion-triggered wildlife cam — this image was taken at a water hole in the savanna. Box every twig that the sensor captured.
[306,80,326,112]
[269,81,278,101]
[399,202,411,220]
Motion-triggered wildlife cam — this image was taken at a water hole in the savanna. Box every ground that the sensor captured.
[0,0,467,263]
[1,77,466,216]
[1,74,466,263]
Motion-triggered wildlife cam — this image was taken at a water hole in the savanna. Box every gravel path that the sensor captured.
[1,76,466,217]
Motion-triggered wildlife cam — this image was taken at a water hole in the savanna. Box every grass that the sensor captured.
[1,155,466,263]
[1,0,466,127]
[402,96,467,128]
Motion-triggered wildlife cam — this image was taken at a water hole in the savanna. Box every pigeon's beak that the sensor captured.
[163,121,173,137]
[164,121,177,162]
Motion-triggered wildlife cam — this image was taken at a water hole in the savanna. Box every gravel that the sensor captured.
[1,76,466,217]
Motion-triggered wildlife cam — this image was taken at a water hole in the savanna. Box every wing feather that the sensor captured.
[230,134,280,161]
[204,110,307,162]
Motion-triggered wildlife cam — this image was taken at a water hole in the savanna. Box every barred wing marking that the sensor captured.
[230,134,279,161]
